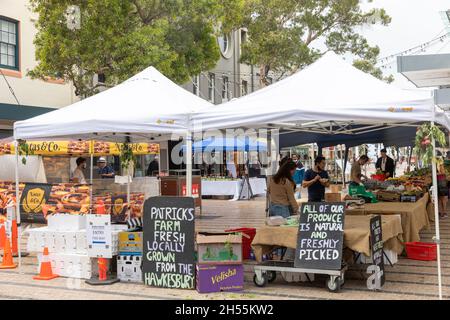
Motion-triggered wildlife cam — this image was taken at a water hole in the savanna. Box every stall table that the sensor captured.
[346,193,429,243]
[252,215,403,262]
[201,177,266,200]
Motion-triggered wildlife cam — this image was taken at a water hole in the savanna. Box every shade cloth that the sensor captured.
[346,193,430,243]
[14,67,213,142]
[252,214,403,262]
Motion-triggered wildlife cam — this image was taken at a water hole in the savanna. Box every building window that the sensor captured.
[218,34,229,55]
[0,17,19,70]
[222,76,229,101]
[97,73,106,84]
[241,80,248,96]
[193,75,200,96]
[208,73,215,102]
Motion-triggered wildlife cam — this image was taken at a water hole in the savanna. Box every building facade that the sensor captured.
[0,0,76,137]
[183,30,262,104]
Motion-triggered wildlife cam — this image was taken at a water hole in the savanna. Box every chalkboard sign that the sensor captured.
[294,202,345,270]
[370,215,385,287]
[20,183,52,223]
[142,196,195,289]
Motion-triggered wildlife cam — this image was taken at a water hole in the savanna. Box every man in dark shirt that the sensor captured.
[375,149,395,178]
[97,157,115,178]
[302,156,330,202]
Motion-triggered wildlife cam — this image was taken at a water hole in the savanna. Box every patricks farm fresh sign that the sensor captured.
[142,196,195,289]
[294,202,345,271]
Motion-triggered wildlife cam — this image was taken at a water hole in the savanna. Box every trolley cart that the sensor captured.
[253,260,348,293]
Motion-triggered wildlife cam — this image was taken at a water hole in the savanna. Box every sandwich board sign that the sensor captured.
[86,214,112,258]
[294,202,345,270]
[142,196,196,289]
[369,215,385,288]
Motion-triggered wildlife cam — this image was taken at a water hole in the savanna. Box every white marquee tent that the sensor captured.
[192,52,449,132]
[14,66,212,142]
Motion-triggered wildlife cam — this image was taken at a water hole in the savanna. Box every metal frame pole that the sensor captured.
[14,140,22,273]
[186,130,193,197]
[431,105,443,300]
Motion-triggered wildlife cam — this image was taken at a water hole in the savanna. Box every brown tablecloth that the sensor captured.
[252,215,403,262]
[346,193,430,243]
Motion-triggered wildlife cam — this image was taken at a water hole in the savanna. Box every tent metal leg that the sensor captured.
[186,130,193,197]
[431,119,443,300]
[14,140,22,274]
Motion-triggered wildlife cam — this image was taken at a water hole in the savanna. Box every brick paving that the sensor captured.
[0,198,447,300]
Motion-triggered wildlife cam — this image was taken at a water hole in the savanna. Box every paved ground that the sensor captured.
[0,198,447,300]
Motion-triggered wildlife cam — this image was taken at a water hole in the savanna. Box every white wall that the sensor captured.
[0,0,77,109]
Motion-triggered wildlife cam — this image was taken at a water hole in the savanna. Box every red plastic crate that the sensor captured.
[371,174,386,181]
[225,228,256,260]
[405,242,437,261]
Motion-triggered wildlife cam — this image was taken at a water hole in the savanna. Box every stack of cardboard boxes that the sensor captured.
[196,233,244,293]
[117,230,143,282]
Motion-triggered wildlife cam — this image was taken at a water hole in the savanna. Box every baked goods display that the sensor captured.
[67,141,90,154]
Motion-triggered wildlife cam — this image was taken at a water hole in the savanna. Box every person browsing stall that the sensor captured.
[267,160,299,218]
[72,157,87,184]
[350,155,369,185]
[375,149,395,178]
[302,156,330,202]
[97,157,115,178]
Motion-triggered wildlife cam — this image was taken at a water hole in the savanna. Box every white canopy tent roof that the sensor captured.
[14,67,213,142]
[192,52,450,133]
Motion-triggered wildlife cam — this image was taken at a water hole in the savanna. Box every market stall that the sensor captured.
[346,193,429,243]
[191,52,450,298]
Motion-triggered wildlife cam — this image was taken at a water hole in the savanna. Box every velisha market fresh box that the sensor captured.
[196,264,244,293]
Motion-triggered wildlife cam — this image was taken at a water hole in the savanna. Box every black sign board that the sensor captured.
[20,183,52,223]
[111,194,127,223]
[370,215,385,288]
[294,202,345,270]
[142,196,196,289]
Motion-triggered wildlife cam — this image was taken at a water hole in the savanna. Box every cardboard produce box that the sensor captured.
[197,233,242,265]
[196,264,244,293]
[118,231,143,256]
[330,185,342,193]
[325,192,341,202]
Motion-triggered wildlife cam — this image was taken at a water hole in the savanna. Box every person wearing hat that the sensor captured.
[97,157,115,178]
[375,149,395,178]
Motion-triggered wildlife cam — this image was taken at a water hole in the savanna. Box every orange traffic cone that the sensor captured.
[0,224,5,249]
[0,236,17,269]
[33,247,58,280]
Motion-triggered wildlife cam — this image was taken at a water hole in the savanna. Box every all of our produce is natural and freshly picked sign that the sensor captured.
[142,196,196,289]
[295,202,345,271]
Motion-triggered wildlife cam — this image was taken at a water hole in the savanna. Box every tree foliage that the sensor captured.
[29,0,242,97]
[239,0,393,85]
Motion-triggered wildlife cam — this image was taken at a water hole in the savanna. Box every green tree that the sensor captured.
[239,0,393,86]
[29,0,242,97]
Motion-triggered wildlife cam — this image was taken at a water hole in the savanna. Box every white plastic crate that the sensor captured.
[42,252,92,279]
[47,214,86,231]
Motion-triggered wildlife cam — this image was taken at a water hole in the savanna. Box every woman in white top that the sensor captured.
[72,157,87,184]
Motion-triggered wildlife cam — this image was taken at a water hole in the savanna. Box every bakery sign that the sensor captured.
[19,183,53,223]
[0,140,159,155]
